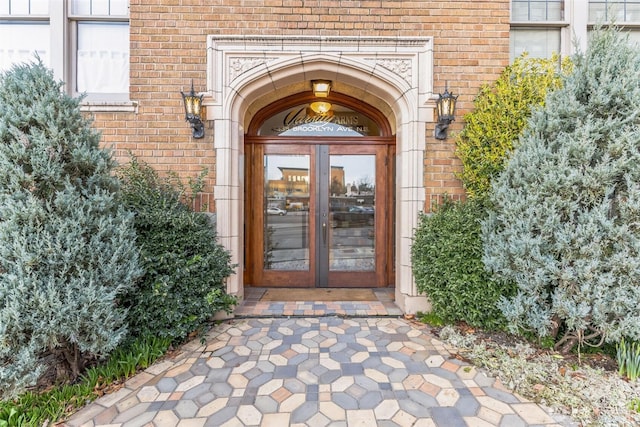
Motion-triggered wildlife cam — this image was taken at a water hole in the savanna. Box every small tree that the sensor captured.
[356,176,374,194]
[483,27,640,354]
[0,61,141,398]
[456,53,567,198]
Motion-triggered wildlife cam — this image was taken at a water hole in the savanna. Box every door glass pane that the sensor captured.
[264,155,310,270]
[329,155,375,271]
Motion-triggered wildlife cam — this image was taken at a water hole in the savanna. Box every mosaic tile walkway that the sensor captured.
[235,287,403,317]
[64,316,577,427]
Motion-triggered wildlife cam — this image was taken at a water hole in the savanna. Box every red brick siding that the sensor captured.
[91,0,510,213]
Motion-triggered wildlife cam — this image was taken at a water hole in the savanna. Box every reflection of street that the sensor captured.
[266,213,308,249]
[265,213,309,270]
[265,212,375,271]
[330,224,375,271]
[330,210,374,228]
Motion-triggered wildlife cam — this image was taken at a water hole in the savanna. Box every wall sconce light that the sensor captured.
[312,80,331,98]
[434,86,458,140]
[181,80,205,139]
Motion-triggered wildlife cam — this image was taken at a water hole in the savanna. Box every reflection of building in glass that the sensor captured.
[267,166,348,211]
[267,166,346,197]
[267,167,311,211]
[268,167,310,196]
[330,166,345,196]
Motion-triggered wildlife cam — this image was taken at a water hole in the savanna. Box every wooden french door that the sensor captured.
[245,141,393,288]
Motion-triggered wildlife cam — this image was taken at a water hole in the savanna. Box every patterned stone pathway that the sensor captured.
[235,288,403,317]
[64,316,577,427]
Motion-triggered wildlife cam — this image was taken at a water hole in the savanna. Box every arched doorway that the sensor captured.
[208,35,435,312]
[244,92,395,288]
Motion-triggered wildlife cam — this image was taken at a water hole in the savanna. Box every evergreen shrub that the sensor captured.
[456,53,568,198]
[0,61,141,399]
[483,27,640,353]
[118,157,235,342]
[412,54,566,331]
[411,197,515,329]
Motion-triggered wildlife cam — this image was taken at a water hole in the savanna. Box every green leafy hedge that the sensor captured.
[118,157,236,342]
[411,197,514,330]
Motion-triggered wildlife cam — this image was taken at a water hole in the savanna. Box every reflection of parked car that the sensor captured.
[333,206,374,227]
[348,206,374,213]
[267,207,287,215]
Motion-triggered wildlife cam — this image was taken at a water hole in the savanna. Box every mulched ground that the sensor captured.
[428,321,619,373]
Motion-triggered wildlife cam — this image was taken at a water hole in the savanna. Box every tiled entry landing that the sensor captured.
[235,287,403,317]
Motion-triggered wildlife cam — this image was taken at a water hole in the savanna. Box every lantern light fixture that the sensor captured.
[311,80,332,115]
[434,85,458,140]
[312,79,332,98]
[180,80,205,139]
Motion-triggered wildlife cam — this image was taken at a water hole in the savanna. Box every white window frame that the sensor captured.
[510,0,574,61]
[69,18,130,102]
[0,0,134,112]
[509,0,640,62]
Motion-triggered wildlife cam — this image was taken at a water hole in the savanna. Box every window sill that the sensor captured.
[80,100,138,113]
[510,21,569,27]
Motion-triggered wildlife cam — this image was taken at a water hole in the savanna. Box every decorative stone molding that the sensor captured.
[228,57,277,82]
[207,35,434,314]
[372,58,412,85]
[206,36,434,108]
[227,55,413,88]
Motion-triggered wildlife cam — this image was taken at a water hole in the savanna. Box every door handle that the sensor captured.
[322,222,327,244]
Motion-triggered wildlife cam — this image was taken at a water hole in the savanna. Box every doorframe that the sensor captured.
[244,140,394,288]
[206,35,435,313]
[245,93,394,288]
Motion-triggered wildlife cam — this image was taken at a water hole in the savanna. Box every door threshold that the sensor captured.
[235,287,402,317]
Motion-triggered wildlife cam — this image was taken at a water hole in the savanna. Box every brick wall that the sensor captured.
[92,0,510,213]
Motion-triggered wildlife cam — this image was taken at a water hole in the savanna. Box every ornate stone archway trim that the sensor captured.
[206,35,435,313]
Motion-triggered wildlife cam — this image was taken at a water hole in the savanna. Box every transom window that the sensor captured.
[512,0,564,21]
[258,104,382,137]
[589,0,640,22]
[0,0,130,102]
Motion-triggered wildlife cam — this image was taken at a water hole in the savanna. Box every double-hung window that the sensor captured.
[71,0,129,101]
[510,0,567,61]
[0,0,130,105]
